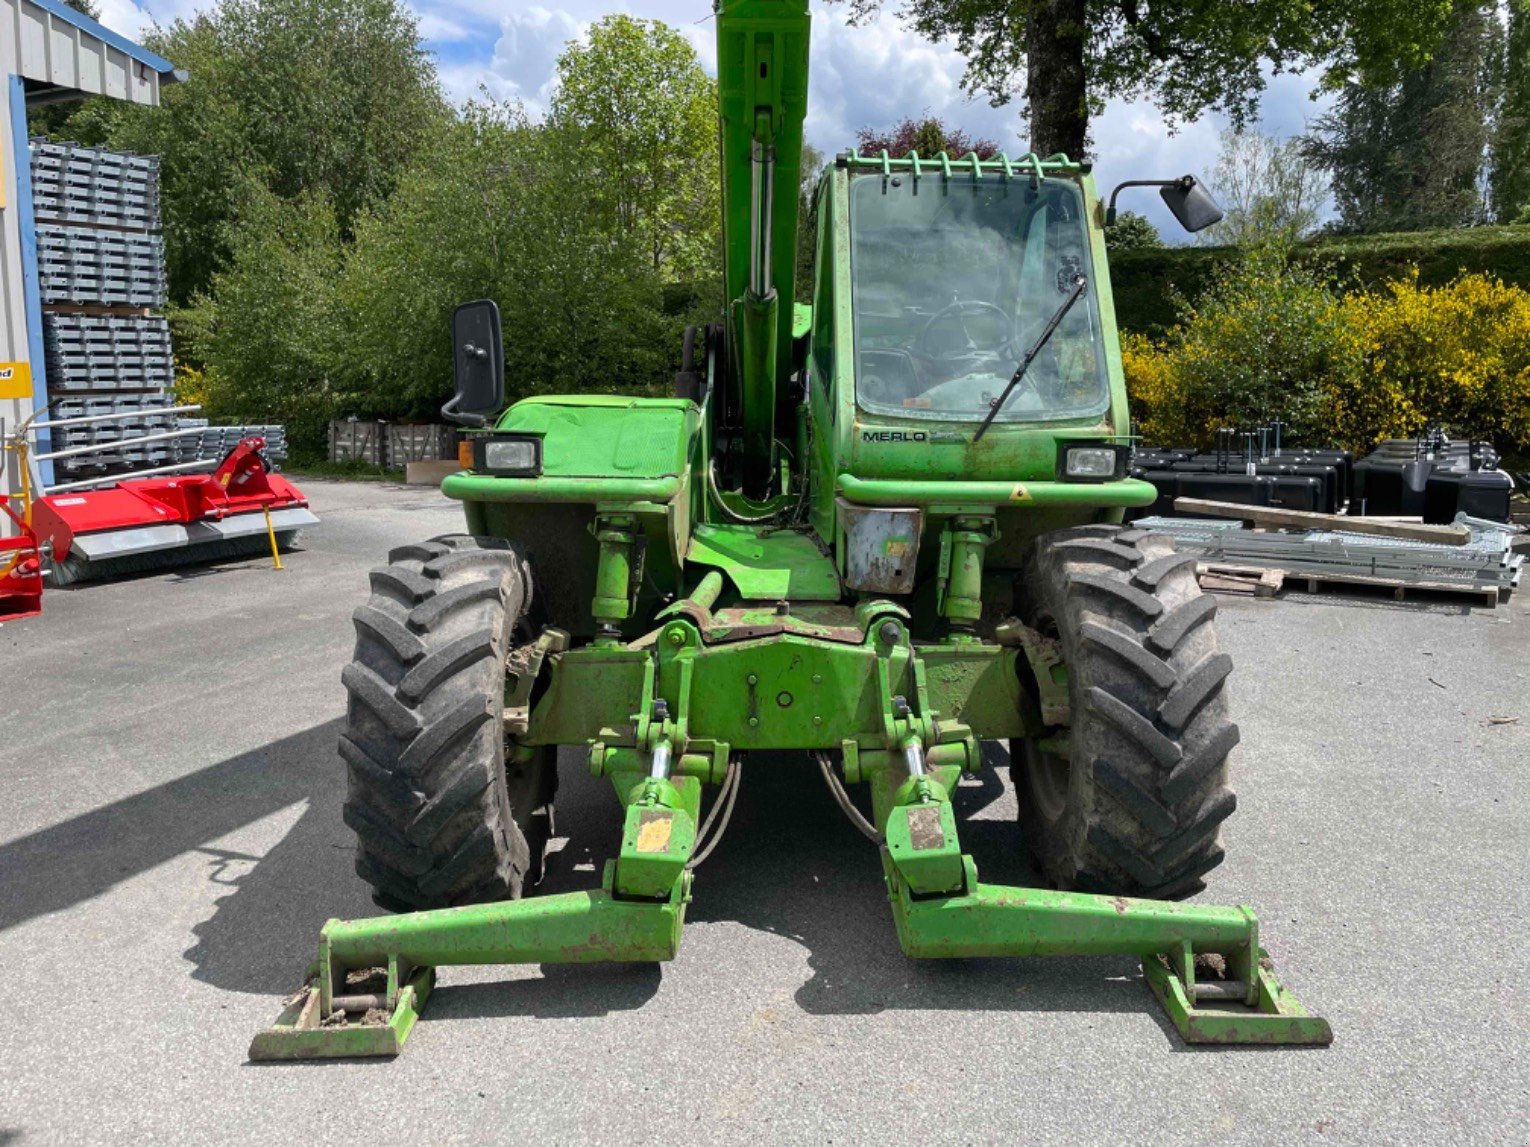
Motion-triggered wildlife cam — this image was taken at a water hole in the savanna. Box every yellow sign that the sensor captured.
[0,362,33,400]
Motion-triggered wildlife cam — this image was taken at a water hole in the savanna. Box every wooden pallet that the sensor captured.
[1197,566,1284,598]
[1196,562,1501,608]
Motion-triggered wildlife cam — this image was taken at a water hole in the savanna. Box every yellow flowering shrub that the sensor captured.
[1334,271,1530,451]
[1121,255,1530,453]
[1121,246,1360,447]
[1120,331,1189,444]
[173,361,209,408]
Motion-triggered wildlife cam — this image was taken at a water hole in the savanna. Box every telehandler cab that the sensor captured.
[252,0,1330,1057]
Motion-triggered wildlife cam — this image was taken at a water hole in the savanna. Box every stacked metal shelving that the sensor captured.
[30,139,286,483]
[31,138,177,479]
[36,225,167,307]
[195,424,289,462]
[42,314,175,390]
[29,143,161,230]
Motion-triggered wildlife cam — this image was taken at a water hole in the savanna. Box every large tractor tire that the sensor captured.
[1013,524,1239,900]
[339,534,555,911]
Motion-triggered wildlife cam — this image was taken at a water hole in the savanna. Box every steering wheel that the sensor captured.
[913,299,1017,367]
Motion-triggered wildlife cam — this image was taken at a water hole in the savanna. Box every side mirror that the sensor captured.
[443,299,504,426]
[1160,176,1224,233]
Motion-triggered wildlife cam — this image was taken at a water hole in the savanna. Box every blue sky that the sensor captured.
[95,1,1331,237]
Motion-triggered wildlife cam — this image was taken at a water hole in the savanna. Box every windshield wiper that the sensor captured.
[973,273,1088,442]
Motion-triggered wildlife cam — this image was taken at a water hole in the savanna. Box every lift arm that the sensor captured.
[716,0,811,498]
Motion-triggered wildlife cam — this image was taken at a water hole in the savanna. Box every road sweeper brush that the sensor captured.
[10,404,316,585]
[254,0,1330,1059]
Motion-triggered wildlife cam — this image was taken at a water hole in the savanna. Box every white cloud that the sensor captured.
[481,7,586,113]
[94,0,155,42]
[93,0,210,42]
[90,0,1333,235]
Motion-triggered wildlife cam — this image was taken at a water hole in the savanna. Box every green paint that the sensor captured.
[837,475,1157,509]
[260,1,1333,1060]
[592,515,638,632]
[687,523,840,600]
[443,470,683,505]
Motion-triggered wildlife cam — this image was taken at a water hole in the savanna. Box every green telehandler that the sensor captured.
[252,0,1331,1058]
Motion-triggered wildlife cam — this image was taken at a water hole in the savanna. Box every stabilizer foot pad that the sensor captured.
[1143,951,1332,1046]
[248,966,435,1061]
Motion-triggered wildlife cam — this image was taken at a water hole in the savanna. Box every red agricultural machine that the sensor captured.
[1,402,316,617]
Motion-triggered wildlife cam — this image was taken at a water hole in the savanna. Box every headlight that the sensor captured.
[1058,443,1126,481]
[474,435,543,476]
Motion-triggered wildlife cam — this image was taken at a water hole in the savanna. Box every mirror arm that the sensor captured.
[1104,177,1188,226]
[441,393,486,428]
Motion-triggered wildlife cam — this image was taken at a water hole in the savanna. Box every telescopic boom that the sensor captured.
[715,0,811,497]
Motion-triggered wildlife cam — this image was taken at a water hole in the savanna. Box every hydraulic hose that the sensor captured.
[687,756,742,869]
[813,750,883,844]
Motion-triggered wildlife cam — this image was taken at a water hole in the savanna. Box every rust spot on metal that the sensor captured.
[906,806,945,851]
[635,810,674,853]
[1109,897,1129,914]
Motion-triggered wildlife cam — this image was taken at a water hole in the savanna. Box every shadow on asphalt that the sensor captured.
[0,719,346,942]
[669,743,1153,1023]
[2,720,1165,1031]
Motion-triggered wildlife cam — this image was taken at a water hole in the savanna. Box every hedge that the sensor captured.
[1110,227,1530,336]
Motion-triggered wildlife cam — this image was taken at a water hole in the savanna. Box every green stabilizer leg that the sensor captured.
[883,825,1331,1047]
[251,782,697,1061]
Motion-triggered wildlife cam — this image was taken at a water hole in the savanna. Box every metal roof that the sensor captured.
[2,0,182,108]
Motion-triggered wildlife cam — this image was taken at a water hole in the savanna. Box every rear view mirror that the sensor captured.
[1160,176,1224,233]
[443,299,505,426]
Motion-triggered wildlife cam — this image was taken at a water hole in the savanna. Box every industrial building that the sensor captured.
[0,0,180,503]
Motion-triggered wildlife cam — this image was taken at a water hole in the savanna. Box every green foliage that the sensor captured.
[1200,127,1329,247]
[840,1,1454,156]
[1123,246,1359,447]
[550,15,719,281]
[333,104,679,423]
[47,8,727,457]
[1124,256,1530,452]
[1111,227,1530,335]
[62,0,447,302]
[177,187,344,449]
[796,143,827,302]
[1492,2,1530,222]
[1305,1,1493,232]
[854,116,1000,159]
[1104,211,1161,251]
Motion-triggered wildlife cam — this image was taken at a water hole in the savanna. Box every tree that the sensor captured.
[550,15,720,282]
[335,103,679,423]
[1493,3,1530,222]
[177,187,344,449]
[1104,211,1161,251]
[1305,1,1494,232]
[796,143,827,299]
[65,0,447,303]
[1202,127,1329,247]
[855,115,1000,158]
[841,1,1454,160]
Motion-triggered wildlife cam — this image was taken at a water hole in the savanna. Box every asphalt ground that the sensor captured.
[1,478,1525,1145]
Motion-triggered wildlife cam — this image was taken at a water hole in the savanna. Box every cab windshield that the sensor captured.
[848,172,1109,424]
